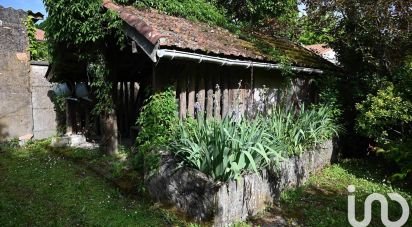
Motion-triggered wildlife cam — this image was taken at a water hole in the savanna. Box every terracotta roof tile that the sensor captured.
[305,44,332,55]
[35,28,45,41]
[103,0,337,70]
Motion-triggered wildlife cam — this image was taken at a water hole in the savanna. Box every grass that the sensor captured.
[276,159,412,227]
[2,140,411,226]
[0,140,182,226]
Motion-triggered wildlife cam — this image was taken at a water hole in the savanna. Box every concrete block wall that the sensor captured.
[30,63,57,139]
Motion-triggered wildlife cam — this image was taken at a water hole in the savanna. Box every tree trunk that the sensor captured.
[100,111,118,155]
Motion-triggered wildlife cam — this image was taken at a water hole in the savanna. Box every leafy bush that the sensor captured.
[172,106,339,182]
[381,140,412,181]
[356,84,412,144]
[134,88,178,174]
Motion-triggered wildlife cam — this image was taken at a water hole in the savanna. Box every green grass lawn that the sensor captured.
[0,141,181,226]
[1,141,411,227]
[278,160,412,227]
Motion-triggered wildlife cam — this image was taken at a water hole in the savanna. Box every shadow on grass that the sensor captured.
[0,143,185,226]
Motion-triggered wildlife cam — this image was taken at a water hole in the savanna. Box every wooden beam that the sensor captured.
[123,23,157,62]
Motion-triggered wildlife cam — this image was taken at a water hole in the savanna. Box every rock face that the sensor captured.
[147,140,335,226]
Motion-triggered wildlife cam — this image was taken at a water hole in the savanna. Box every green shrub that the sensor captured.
[356,84,412,144]
[134,88,178,175]
[381,139,412,181]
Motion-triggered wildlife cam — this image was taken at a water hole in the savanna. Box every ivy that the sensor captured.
[88,55,114,115]
[24,16,49,61]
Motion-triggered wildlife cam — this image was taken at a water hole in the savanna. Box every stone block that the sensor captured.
[32,108,57,132]
[31,86,54,109]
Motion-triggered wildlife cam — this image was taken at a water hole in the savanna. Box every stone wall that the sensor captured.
[148,140,335,226]
[0,6,33,140]
[30,62,57,139]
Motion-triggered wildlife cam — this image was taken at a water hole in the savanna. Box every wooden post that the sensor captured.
[152,64,157,91]
[124,82,129,136]
[214,71,221,120]
[187,70,196,117]
[100,111,118,155]
[179,74,187,119]
[197,73,206,116]
[118,82,124,135]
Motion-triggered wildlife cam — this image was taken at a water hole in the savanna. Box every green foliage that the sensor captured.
[124,0,228,27]
[280,159,412,226]
[88,55,114,115]
[173,106,339,182]
[356,84,412,144]
[173,116,283,181]
[298,15,335,45]
[134,88,178,174]
[24,16,49,61]
[313,73,343,120]
[381,140,412,181]
[44,0,120,45]
[211,0,298,38]
[50,94,67,135]
[268,106,340,156]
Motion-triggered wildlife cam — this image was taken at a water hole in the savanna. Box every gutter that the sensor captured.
[156,49,324,74]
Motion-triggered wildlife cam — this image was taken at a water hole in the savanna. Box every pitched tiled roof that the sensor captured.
[305,44,338,65]
[103,0,337,70]
[305,44,331,55]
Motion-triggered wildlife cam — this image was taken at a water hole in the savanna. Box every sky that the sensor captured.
[0,0,47,17]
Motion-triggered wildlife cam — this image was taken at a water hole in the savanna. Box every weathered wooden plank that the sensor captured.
[179,74,187,119]
[222,72,229,118]
[188,69,196,117]
[214,71,221,120]
[129,82,135,127]
[124,82,129,135]
[197,73,206,116]
[206,70,214,119]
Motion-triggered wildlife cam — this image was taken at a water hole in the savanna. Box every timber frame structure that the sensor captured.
[53,0,340,144]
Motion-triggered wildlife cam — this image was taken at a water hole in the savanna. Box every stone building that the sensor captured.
[0,5,57,141]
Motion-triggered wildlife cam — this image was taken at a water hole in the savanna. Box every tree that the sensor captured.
[43,0,125,155]
[211,0,300,39]
[302,0,412,167]
[302,0,411,77]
